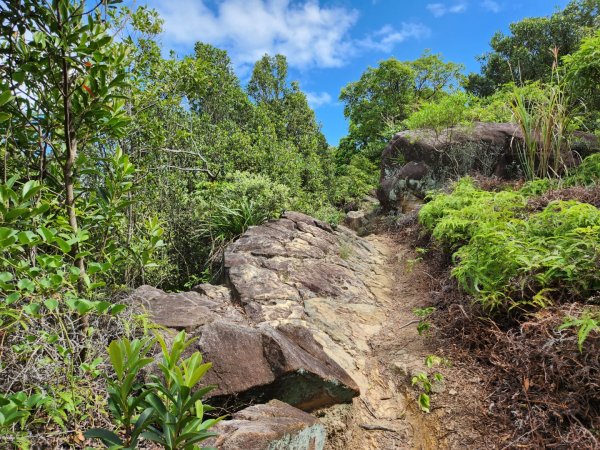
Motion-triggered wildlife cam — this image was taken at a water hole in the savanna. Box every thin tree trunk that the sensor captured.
[62,52,86,291]
[59,8,89,363]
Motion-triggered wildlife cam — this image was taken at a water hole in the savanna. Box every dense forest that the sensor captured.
[0,0,599,448]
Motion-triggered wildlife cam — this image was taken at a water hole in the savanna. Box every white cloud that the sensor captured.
[153,0,428,70]
[426,1,468,17]
[360,23,431,52]
[154,0,358,69]
[305,91,332,108]
[481,0,500,13]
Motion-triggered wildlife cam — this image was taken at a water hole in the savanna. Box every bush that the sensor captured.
[420,179,600,309]
[405,92,471,138]
[332,154,378,206]
[195,171,289,240]
[565,153,600,186]
[419,178,526,248]
[86,331,222,449]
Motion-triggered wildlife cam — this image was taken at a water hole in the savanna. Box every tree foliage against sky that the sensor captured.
[338,51,463,164]
[465,0,600,96]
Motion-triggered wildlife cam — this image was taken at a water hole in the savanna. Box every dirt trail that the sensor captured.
[317,233,487,449]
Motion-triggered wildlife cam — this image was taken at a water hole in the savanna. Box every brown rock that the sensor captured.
[130,285,243,331]
[211,400,326,450]
[344,210,366,231]
[199,321,359,411]
[377,122,599,211]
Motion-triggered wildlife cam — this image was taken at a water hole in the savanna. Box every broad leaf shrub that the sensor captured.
[86,331,222,449]
[419,177,600,310]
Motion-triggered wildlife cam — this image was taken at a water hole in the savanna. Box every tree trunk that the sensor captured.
[59,9,89,363]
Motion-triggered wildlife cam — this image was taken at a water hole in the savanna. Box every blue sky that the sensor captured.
[144,0,571,145]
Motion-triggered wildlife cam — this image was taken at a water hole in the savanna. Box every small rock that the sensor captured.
[344,210,366,231]
[449,389,458,396]
[431,381,446,394]
[210,400,327,450]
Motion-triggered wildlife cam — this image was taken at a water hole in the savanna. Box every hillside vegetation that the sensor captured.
[0,0,599,448]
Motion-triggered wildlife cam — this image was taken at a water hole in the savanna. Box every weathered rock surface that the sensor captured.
[222,212,391,395]
[210,400,326,450]
[344,210,365,231]
[378,122,600,211]
[197,320,358,411]
[131,212,393,413]
[131,211,400,448]
[130,284,244,331]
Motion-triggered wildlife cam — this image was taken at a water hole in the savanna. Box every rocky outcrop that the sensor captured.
[130,211,397,448]
[132,283,358,413]
[131,284,243,331]
[210,400,326,450]
[378,122,600,211]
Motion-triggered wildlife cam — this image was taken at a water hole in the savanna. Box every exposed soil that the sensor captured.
[316,233,496,449]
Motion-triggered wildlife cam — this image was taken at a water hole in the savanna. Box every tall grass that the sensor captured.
[510,49,576,180]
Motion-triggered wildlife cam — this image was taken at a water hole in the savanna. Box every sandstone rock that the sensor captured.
[130,285,244,331]
[210,400,326,450]
[224,212,379,322]
[199,320,359,411]
[129,210,391,431]
[377,122,599,211]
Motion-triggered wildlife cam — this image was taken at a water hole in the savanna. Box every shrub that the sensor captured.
[190,172,289,278]
[419,178,526,248]
[565,153,600,186]
[86,331,221,449]
[420,179,600,310]
[405,92,471,139]
[332,154,378,206]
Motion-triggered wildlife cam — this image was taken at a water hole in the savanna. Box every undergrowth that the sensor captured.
[418,154,600,447]
[420,173,600,311]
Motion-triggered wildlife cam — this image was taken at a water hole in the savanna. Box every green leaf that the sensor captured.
[83,428,123,446]
[17,278,35,292]
[54,237,72,253]
[0,112,10,123]
[21,180,42,201]
[107,340,124,379]
[418,393,430,413]
[37,227,55,243]
[23,303,41,315]
[94,301,111,314]
[0,272,13,283]
[109,304,127,315]
[0,90,12,107]
[44,299,59,311]
[6,292,20,304]
[12,71,25,84]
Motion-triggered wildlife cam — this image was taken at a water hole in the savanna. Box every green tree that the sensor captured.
[465,0,599,96]
[1,0,131,288]
[338,52,463,164]
[564,29,600,129]
[248,54,288,105]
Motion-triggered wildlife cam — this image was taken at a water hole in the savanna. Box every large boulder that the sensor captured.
[210,400,326,450]
[198,321,359,411]
[378,122,599,211]
[130,210,390,444]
